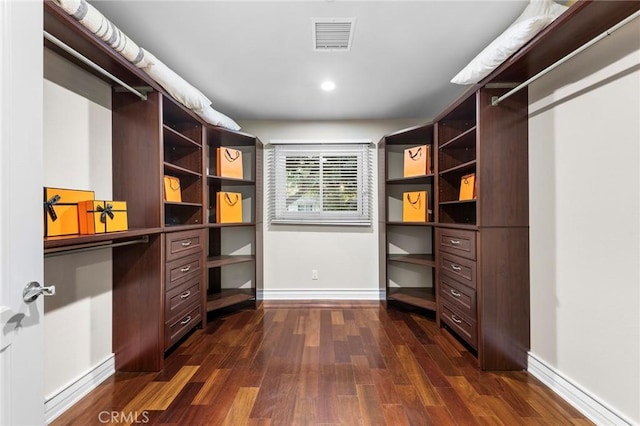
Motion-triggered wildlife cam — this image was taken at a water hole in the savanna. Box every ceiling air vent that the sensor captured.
[312,18,356,52]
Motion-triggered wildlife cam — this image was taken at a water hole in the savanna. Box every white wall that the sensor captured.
[238,119,424,299]
[529,17,639,424]
[43,49,113,399]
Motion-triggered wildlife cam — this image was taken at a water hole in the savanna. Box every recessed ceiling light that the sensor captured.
[321,81,336,91]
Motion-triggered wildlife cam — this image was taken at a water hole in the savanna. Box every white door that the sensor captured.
[0,1,45,425]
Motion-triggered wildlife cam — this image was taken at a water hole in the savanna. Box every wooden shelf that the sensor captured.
[439,199,476,206]
[164,201,202,207]
[387,288,436,311]
[386,221,435,227]
[439,160,476,176]
[388,254,435,267]
[207,174,256,185]
[163,124,201,148]
[207,255,255,268]
[44,227,162,253]
[435,223,478,231]
[386,174,434,185]
[163,162,202,178]
[162,224,206,232]
[206,289,255,312]
[207,222,256,228]
[439,126,476,150]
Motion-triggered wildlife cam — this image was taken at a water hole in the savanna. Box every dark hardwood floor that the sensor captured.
[52,301,591,425]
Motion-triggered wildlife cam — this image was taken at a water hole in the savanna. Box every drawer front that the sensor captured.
[440,252,476,288]
[166,253,202,291]
[438,228,476,260]
[441,303,477,349]
[165,305,201,350]
[166,229,203,262]
[165,277,202,322]
[440,275,476,320]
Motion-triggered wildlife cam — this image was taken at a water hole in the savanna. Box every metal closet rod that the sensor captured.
[491,9,640,106]
[43,30,148,101]
[44,236,149,258]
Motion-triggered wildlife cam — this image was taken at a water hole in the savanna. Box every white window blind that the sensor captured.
[269,142,373,225]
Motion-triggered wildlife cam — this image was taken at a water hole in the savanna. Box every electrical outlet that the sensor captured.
[312,269,318,280]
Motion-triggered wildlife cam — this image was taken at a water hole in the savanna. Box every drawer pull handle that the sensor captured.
[180,316,192,326]
[450,289,461,297]
[181,240,192,247]
[450,239,461,245]
[180,266,191,273]
[451,264,462,271]
[451,314,462,324]
[180,291,191,299]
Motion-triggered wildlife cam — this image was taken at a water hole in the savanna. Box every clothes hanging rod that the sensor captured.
[44,236,149,258]
[43,30,148,101]
[491,9,640,106]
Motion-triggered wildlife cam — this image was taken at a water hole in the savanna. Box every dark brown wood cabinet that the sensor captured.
[434,87,530,370]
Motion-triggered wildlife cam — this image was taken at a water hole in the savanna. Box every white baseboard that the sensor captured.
[45,354,115,424]
[258,288,384,300]
[527,352,634,425]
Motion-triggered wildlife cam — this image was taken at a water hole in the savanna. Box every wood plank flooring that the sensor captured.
[52,301,591,425]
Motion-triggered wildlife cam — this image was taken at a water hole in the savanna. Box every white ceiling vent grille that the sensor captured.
[312,18,356,52]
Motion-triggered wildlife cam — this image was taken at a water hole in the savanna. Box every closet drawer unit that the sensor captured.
[165,253,202,291]
[440,274,476,320]
[165,277,202,322]
[440,252,476,288]
[166,229,204,262]
[165,304,202,350]
[438,228,476,260]
[441,303,477,349]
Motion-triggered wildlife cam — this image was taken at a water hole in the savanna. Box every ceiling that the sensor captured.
[92,1,529,121]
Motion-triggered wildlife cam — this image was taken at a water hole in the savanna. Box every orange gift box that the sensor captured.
[78,200,128,234]
[403,145,430,177]
[459,173,476,201]
[44,187,95,237]
[216,147,243,179]
[402,190,428,222]
[163,175,182,202]
[216,192,243,223]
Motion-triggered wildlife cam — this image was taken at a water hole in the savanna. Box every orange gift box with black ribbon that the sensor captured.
[216,192,243,223]
[44,187,95,237]
[216,147,243,179]
[78,200,128,234]
[402,190,428,222]
[403,145,430,177]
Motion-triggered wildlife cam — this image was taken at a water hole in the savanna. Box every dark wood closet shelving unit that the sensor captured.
[379,124,437,313]
[379,0,640,371]
[44,0,263,373]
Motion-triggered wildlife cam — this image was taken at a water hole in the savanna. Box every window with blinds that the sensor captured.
[269,142,373,225]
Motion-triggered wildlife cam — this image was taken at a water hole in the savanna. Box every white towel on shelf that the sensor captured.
[53,0,153,68]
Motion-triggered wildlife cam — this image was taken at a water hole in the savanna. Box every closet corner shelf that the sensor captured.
[44,227,163,253]
[386,221,436,227]
[386,174,434,185]
[388,254,435,267]
[207,175,256,185]
[388,288,436,311]
[207,255,255,268]
[163,124,202,148]
[206,289,255,312]
[163,162,202,178]
[439,126,477,150]
[438,160,477,176]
